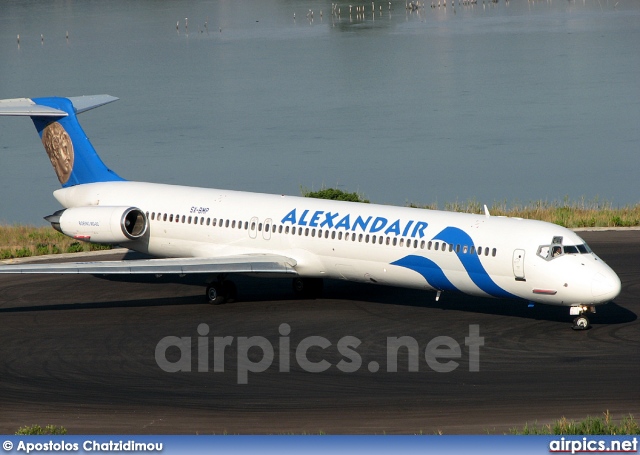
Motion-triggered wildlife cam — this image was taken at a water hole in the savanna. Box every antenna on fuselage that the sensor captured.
[484,204,491,217]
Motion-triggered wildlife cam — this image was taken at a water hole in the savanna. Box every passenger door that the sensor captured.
[512,249,525,281]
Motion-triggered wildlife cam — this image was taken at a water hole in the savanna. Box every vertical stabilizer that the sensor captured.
[0,95,125,187]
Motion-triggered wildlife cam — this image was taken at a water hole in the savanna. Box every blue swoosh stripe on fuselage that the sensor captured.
[433,226,518,299]
[391,255,459,292]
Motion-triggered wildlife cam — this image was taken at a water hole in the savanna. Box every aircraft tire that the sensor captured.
[572,315,590,330]
[206,283,226,305]
[223,280,237,303]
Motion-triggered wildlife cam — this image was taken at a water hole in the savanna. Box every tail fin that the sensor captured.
[0,95,125,187]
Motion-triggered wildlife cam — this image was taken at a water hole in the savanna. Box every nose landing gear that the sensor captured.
[570,305,596,330]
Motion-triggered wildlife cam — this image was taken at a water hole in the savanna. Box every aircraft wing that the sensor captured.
[0,254,298,275]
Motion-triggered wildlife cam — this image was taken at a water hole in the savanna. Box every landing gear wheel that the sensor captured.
[572,315,590,330]
[292,277,323,299]
[206,280,237,305]
[222,280,237,303]
[206,283,226,305]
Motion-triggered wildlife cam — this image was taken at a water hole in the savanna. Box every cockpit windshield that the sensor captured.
[536,237,592,260]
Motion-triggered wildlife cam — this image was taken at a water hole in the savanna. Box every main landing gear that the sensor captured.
[206,276,237,305]
[205,276,324,305]
[292,277,323,299]
[570,305,596,330]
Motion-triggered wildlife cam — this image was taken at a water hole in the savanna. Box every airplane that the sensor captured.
[0,95,621,330]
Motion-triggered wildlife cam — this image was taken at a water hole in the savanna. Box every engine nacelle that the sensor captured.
[46,206,148,244]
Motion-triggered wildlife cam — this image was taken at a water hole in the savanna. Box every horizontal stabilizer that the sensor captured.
[0,95,118,117]
[0,98,67,117]
[67,95,119,114]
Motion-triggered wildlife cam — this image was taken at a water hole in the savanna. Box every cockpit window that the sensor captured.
[537,241,592,261]
[564,245,579,254]
[537,246,550,259]
[577,244,591,254]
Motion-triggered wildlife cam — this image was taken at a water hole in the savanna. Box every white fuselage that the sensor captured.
[54,181,621,307]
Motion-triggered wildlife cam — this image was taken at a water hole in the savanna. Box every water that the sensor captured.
[1,0,639,225]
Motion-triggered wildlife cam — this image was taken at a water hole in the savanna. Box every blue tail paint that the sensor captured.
[29,96,125,187]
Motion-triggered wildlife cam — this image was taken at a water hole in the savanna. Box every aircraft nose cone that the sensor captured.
[591,271,621,301]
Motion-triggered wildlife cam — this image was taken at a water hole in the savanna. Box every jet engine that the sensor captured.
[45,206,148,244]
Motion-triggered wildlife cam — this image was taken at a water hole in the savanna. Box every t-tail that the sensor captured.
[0,95,125,187]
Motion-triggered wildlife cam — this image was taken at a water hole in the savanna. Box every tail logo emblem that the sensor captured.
[42,122,74,185]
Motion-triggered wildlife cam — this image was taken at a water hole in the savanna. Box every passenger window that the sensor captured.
[420,240,425,249]
[225,219,230,228]
[484,247,489,256]
[331,231,336,239]
[470,246,475,255]
[492,248,497,257]
[428,241,432,250]
[206,218,210,226]
[413,239,418,248]
[351,233,356,241]
[163,214,167,222]
[393,238,398,246]
[188,216,192,224]
[434,242,439,251]
[463,245,468,254]
[372,235,376,244]
[169,214,174,222]
[338,232,343,240]
[285,226,290,234]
